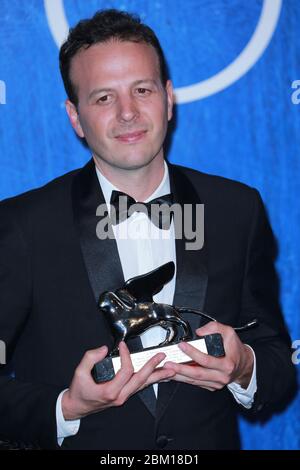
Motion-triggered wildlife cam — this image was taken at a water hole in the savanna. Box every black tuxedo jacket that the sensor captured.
[0,160,295,450]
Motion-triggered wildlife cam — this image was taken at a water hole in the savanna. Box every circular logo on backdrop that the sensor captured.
[44,0,282,104]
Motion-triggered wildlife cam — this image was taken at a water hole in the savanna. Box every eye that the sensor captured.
[98,95,108,103]
[97,94,112,104]
[136,87,151,96]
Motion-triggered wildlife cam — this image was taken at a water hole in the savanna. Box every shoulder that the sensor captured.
[171,163,261,210]
[172,163,254,194]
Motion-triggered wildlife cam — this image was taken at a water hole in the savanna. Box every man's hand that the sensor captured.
[62,341,175,420]
[163,321,254,392]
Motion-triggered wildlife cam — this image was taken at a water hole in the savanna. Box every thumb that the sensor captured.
[196,321,219,337]
[79,345,108,373]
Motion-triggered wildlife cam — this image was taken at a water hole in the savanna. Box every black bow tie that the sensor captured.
[110,190,174,229]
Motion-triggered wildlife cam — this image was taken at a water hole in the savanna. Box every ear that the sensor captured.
[65,99,85,138]
[165,80,174,121]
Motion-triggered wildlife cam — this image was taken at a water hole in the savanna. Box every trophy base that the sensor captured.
[92,333,225,384]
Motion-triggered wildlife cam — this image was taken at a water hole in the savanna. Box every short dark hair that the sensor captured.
[59,9,169,106]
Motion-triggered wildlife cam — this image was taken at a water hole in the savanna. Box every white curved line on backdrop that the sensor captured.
[44,0,282,104]
[175,0,282,103]
[44,0,69,47]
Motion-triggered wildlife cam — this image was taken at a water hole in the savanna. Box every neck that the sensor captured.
[93,155,165,201]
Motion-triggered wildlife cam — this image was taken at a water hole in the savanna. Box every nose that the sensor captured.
[117,94,139,123]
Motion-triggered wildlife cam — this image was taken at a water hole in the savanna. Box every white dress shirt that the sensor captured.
[56,161,257,445]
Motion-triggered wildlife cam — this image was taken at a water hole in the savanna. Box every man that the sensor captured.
[0,9,295,450]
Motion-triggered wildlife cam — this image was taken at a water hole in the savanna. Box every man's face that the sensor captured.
[66,40,173,171]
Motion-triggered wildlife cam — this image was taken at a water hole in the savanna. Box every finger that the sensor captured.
[100,342,139,403]
[133,352,166,383]
[142,367,176,387]
[119,341,134,370]
[196,320,231,338]
[121,352,167,397]
[78,345,108,373]
[168,372,223,390]
[163,361,225,383]
[177,341,224,371]
[195,321,219,336]
[110,342,136,388]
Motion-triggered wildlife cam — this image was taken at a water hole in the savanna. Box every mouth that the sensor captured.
[115,130,147,143]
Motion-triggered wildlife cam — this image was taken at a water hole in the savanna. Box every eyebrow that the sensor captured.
[88,79,159,100]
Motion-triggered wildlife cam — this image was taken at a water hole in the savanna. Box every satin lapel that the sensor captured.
[72,159,156,418]
[156,164,208,422]
[72,159,124,302]
[171,164,208,331]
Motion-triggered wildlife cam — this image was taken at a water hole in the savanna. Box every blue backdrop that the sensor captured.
[0,0,299,450]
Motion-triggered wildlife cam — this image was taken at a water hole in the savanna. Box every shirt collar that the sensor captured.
[95,160,170,206]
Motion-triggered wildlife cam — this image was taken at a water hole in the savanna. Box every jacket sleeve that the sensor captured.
[239,189,297,413]
[0,203,61,449]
